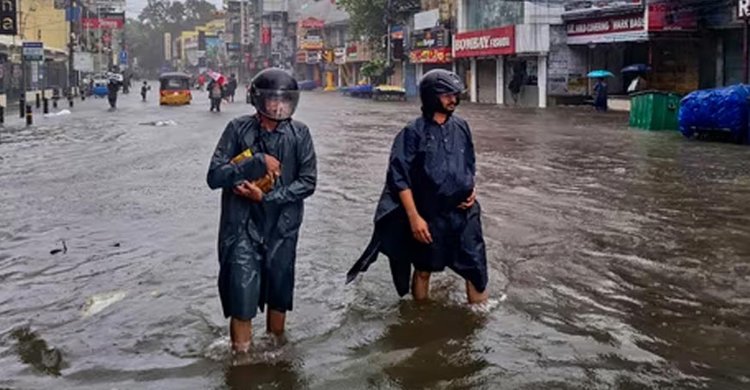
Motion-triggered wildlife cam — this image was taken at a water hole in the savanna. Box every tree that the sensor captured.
[128,0,217,75]
[338,0,420,44]
[338,0,418,83]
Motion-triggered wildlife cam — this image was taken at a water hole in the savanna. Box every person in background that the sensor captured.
[593,78,608,112]
[107,76,122,110]
[208,79,226,112]
[227,74,238,103]
[140,81,151,102]
[627,74,647,94]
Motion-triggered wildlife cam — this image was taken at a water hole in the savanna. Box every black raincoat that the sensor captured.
[348,114,487,296]
[207,115,316,319]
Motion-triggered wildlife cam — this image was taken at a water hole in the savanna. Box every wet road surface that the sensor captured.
[1,89,750,389]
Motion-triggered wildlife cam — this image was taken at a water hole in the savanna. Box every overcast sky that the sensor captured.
[125,0,224,18]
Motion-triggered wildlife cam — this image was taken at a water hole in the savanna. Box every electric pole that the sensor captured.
[68,0,76,94]
[239,0,245,82]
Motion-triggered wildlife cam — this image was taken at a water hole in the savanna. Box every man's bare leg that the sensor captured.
[466,280,488,304]
[230,318,252,352]
[412,271,431,301]
[266,310,286,336]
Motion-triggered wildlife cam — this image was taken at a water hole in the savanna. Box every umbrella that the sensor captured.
[206,70,226,85]
[107,72,124,82]
[622,64,652,73]
[587,70,615,78]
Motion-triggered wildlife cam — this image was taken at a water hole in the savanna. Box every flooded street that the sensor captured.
[1,90,750,389]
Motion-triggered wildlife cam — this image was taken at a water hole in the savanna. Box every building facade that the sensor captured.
[0,0,72,99]
[558,0,702,98]
[454,0,563,108]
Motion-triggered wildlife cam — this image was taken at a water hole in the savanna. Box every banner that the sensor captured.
[647,1,697,31]
[82,13,125,29]
[409,47,451,64]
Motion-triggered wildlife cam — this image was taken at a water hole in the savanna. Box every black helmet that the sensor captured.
[419,69,465,116]
[250,68,300,121]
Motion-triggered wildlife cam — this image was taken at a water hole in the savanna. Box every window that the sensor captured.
[465,0,523,31]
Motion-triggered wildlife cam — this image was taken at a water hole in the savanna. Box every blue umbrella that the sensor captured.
[622,64,652,73]
[587,70,615,78]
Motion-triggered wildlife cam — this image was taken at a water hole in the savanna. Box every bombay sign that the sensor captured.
[454,26,515,58]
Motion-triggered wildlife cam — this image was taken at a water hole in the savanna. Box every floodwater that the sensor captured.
[1,90,749,389]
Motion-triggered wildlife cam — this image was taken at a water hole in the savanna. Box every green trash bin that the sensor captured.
[628,90,681,131]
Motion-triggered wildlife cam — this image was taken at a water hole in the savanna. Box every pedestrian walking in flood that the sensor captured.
[140,81,150,102]
[208,79,225,112]
[107,75,123,110]
[348,69,489,304]
[594,78,609,112]
[227,74,238,103]
[206,68,317,354]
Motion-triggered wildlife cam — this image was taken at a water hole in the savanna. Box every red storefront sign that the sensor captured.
[454,26,515,58]
[298,17,325,29]
[82,17,124,29]
[409,47,452,64]
[647,2,697,31]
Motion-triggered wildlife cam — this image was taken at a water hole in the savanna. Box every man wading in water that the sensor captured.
[348,69,489,304]
[207,68,317,353]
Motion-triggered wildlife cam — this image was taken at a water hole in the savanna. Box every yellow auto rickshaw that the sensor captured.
[159,72,192,105]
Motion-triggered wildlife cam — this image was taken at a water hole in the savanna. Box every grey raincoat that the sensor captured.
[207,115,316,319]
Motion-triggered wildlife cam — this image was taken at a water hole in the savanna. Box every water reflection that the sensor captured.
[223,359,306,390]
[354,301,488,388]
[10,326,65,376]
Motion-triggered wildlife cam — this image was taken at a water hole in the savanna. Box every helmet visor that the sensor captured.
[254,89,300,121]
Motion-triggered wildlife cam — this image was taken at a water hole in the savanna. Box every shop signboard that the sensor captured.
[566,13,646,45]
[296,50,306,64]
[409,47,451,64]
[454,26,515,58]
[647,1,697,31]
[346,43,358,61]
[23,42,44,62]
[297,17,324,50]
[0,0,17,35]
[305,51,321,64]
[82,12,125,29]
[739,0,750,19]
[334,47,346,64]
[411,28,449,50]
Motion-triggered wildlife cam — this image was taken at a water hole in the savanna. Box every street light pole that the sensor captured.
[68,0,76,93]
[239,0,245,82]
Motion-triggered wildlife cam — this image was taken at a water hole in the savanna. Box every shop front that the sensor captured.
[561,0,700,97]
[341,41,372,86]
[295,18,325,83]
[410,27,453,78]
[454,25,515,105]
